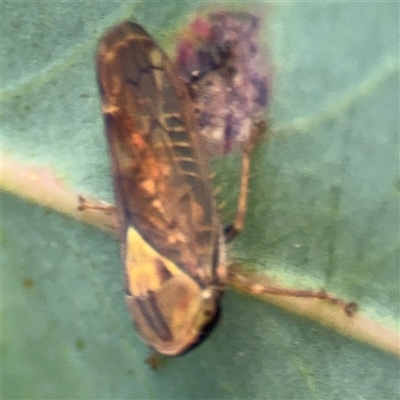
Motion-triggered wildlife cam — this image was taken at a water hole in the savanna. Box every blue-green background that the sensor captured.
[2,1,399,399]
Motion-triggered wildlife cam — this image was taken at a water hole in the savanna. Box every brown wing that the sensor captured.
[96,22,222,281]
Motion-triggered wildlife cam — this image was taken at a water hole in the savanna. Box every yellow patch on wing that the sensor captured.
[125,226,183,296]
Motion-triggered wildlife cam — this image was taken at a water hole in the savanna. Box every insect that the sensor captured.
[96,21,232,356]
[175,11,269,155]
[86,19,356,358]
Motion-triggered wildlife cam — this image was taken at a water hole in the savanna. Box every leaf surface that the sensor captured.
[2,2,399,399]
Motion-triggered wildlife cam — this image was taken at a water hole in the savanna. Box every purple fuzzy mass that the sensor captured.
[175,11,269,155]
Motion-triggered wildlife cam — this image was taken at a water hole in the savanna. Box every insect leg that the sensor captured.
[145,352,167,370]
[77,195,118,231]
[229,269,358,317]
[77,194,115,213]
[224,120,267,242]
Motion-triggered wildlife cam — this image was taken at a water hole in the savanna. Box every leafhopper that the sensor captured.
[96,22,230,356]
[85,19,355,358]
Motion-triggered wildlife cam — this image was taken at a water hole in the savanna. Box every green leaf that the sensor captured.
[2,1,399,399]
